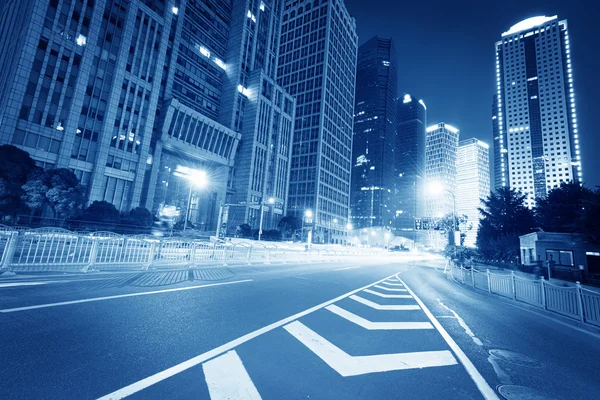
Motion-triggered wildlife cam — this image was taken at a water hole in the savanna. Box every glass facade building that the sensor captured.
[495,16,582,208]
[425,122,459,218]
[456,138,490,247]
[350,36,397,230]
[395,93,426,231]
[278,0,358,244]
[0,0,295,232]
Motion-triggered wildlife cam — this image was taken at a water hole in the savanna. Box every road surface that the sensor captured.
[1,257,599,399]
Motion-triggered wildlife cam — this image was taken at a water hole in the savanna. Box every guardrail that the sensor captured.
[448,264,600,328]
[0,228,382,273]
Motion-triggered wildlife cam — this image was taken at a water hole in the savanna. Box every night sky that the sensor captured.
[344,0,599,189]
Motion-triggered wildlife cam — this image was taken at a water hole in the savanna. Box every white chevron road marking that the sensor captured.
[325,304,433,330]
[203,350,261,400]
[350,295,420,310]
[283,320,457,376]
[373,284,408,292]
[363,289,412,299]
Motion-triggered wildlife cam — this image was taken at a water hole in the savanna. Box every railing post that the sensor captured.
[83,238,99,273]
[487,269,491,293]
[540,277,547,310]
[189,242,197,268]
[575,282,585,323]
[264,247,271,265]
[1,231,19,271]
[471,266,475,288]
[145,240,157,270]
[460,265,465,283]
[246,246,252,265]
[511,271,516,300]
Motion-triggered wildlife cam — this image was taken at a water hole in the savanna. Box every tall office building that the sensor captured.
[425,122,459,219]
[456,138,490,247]
[495,16,582,208]
[0,0,295,233]
[278,0,358,244]
[350,36,397,230]
[492,93,507,190]
[395,93,426,231]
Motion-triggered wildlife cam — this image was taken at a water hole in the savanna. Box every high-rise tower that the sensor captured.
[495,16,582,208]
[350,36,397,230]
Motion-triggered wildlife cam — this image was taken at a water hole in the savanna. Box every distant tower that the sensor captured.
[425,122,459,218]
[456,138,490,247]
[396,94,427,231]
[350,36,398,230]
[492,94,508,190]
[495,16,582,208]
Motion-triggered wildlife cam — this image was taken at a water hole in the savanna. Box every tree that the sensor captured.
[581,188,600,243]
[237,223,252,238]
[262,229,282,241]
[278,215,302,239]
[81,201,120,228]
[535,182,593,233]
[477,187,536,262]
[126,207,154,228]
[0,145,37,217]
[22,168,86,219]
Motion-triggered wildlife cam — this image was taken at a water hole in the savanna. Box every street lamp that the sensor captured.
[258,197,276,241]
[428,181,457,256]
[173,166,208,231]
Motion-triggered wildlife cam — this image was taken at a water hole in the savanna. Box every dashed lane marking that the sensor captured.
[283,320,457,377]
[325,304,433,330]
[349,295,420,311]
[202,350,261,400]
[363,289,412,299]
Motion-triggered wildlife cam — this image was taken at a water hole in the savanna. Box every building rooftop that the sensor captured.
[502,16,558,37]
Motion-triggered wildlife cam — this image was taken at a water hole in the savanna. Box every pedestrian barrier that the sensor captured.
[448,263,600,328]
[0,227,382,272]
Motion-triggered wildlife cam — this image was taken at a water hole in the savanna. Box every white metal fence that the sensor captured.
[448,263,600,328]
[0,227,381,273]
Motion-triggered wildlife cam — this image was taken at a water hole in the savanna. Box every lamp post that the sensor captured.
[428,181,457,257]
[258,197,275,241]
[173,166,208,231]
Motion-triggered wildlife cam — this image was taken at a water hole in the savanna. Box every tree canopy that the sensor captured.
[81,201,120,225]
[21,168,86,219]
[477,187,536,261]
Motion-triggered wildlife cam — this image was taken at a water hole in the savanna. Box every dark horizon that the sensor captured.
[345,0,600,189]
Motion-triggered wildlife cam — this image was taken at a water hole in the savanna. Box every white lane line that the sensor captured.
[363,289,412,299]
[96,271,402,400]
[333,266,360,271]
[0,281,50,288]
[0,280,253,313]
[380,281,404,287]
[399,278,499,400]
[325,304,433,330]
[373,285,408,292]
[202,350,261,400]
[349,295,420,311]
[283,320,456,377]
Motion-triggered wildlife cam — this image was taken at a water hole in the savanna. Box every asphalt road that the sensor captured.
[1,257,599,399]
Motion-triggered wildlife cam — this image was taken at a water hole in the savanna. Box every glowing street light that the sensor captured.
[427,180,457,255]
[174,166,208,231]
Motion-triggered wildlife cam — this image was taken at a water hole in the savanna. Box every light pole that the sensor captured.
[173,166,208,231]
[428,181,457,257]
[258,197,275,241]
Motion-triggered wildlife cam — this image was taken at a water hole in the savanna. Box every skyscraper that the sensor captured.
[278,0,358,244]
[456,138,490,247]
[350,36,397,230]
[425,122,459,219]
[495,16,582,208]
[396,93,427,231]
